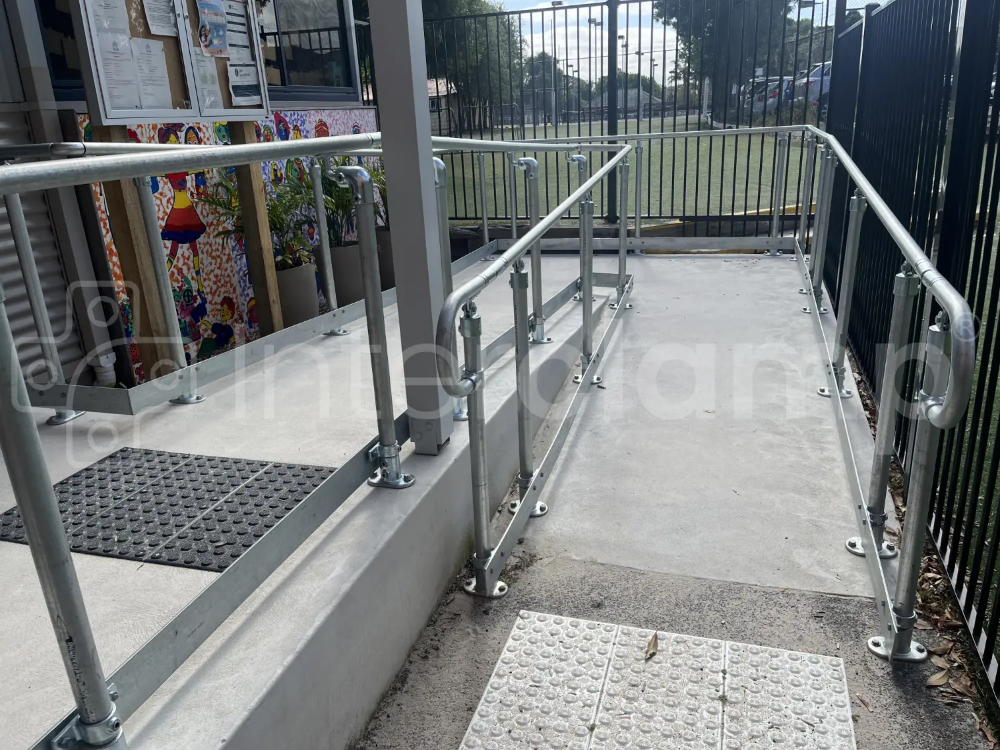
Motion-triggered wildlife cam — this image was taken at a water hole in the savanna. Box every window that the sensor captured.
[429,98,440,112]
[258,0,358,102]
[35,0,85,101]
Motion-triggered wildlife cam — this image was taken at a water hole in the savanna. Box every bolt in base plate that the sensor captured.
[368,470,415,489]
[463,578,508,599]
[867,636,928,663]
[324,328,350,336]
[508,499,548,517]
[47,410,85,426]
[845,536,898,559]
[818,386,853,399]
[608,303,634,310]
[169,393,205,405]
[530,336,553,344]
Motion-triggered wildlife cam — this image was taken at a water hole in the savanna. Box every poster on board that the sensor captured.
[197,0,229,56]
[227,62,262,105]
[131,38,172,109]
[141,0,178,36]
[224,0,253,64]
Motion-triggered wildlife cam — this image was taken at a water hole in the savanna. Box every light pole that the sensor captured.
[588,17,603,117]
[618,35,626,117]
[551,1,563,124]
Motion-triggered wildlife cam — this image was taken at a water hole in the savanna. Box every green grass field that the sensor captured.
[439,119,813,225]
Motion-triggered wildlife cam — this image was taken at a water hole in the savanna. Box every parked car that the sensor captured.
[795,61,832,106]
[732,77,781,124]
[762,77,796,115]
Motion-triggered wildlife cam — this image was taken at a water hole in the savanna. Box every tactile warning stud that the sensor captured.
[591,627,725,749]
[460,612,857,750]
[723,642,855,750]
[0,447,335,573]
[460,611,616,750]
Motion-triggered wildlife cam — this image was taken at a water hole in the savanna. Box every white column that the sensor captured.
[369,0,453,454]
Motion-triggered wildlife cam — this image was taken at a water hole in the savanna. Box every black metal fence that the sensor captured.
[823,0,1000,696]
[356,0,839,226]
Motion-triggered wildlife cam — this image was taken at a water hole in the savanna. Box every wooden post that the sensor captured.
[92,125,174,378]
[229,121,283,334]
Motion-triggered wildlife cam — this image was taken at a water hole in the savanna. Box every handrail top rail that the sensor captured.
[435,143,632,398]
[0,133,382,195]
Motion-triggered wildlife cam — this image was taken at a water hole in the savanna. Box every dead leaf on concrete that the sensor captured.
[645,632,659,661]
[928,640,954,656]
[915,619,935,631]
[931,655,952,670]
[857,694,872,712]
[926,669,950,687]
[950,675,977,699]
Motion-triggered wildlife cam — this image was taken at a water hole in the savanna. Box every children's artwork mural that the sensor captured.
[80,108,378,382]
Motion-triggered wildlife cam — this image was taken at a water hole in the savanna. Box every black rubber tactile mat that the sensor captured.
[0,447,335,572]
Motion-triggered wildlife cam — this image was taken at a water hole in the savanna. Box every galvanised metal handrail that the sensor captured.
[436,144,631,398]
[432,138,633,600]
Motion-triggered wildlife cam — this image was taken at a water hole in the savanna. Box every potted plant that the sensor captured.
[199,172,319,326]
[370,160,396,292]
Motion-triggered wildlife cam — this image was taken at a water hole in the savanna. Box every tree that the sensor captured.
[654,0,792,116]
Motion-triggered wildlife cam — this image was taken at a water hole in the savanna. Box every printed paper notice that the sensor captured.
[97,32,140,109]
[194,52,223,109]
[142,0,178,36]
[131,38,171,109]
[224,0,253,64]
[227,63,261,105]
[93,0,129,33]
[197,0,229,56]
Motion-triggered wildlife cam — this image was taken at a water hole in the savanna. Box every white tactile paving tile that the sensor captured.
[591,627,725,749]
[460,612,857,750]
[460,611,617,750]
[723,642,856,750]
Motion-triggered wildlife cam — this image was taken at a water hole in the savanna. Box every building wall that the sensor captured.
[79,107,377,382]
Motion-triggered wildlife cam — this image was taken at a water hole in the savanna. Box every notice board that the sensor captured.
[71,0,269,124]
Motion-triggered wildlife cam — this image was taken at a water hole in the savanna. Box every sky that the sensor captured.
[481,0,857,85]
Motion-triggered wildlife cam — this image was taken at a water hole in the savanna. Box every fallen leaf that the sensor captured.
[950,675,977,699]
[928,640,954,656]
[645,632,659,661]
[931,655,951,670]
[915,619,935,631]
[926,669,950,687]
[857,694,872,712]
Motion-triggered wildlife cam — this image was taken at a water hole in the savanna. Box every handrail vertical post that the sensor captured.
[4,190,84,425]
[510,259,546,518]
[634,140,644,239]
[519,157,549,345]
[770,134,789,249]
[478,152,490,245]
[311,160,348,336]
[569,154,588,303]
[798,135,817,249]
[575,195,595,375]
[435,158,467,421]
[334,166,414,490]
[460,300,507,599]
[613,156,630,308]
[847,264,918,561]
[0,279,127,749]
[805,149,837,313]
[135,176,204,404]
[821,190,867,399]
[869,313,948,664]
[508,152,518,240]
